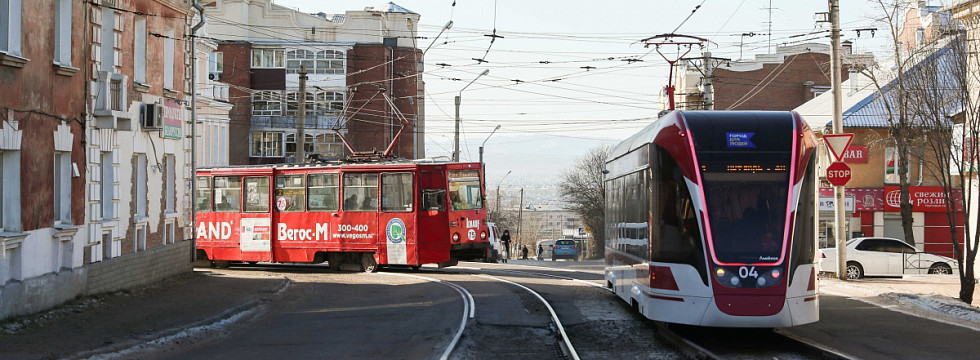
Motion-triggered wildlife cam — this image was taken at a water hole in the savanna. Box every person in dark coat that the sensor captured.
[500,230,511,263]
[521,245,529,260]
[537,244,544,260]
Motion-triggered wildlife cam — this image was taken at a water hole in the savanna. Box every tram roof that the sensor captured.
[197,158,476,172]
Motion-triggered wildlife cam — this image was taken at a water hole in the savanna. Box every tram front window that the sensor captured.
[701,159,789,264]
[448,170,482,211]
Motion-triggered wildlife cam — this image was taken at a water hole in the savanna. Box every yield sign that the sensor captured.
[823,134,854,162]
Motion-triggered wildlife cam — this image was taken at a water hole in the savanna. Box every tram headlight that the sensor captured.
[770,269,781,279]
[480,231,487,240]
[729,277,740,286]
[715,268,726,278]
[452,233,460,242]
[757,277,767,287]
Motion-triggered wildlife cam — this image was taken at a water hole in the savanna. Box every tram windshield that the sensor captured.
[448,170,483,210]
[700,158,790,264]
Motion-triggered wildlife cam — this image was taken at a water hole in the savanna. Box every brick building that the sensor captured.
[203,0,423,165]
[1,0,199,320]
[673,43,873,111]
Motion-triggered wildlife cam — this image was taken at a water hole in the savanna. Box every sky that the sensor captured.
[269,0,920,195]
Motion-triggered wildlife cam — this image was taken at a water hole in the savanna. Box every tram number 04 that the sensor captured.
[738,266,759,279]
[338,224,369,232]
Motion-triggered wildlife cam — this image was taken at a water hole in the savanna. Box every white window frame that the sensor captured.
[0,0,23,57]
[250,131,283,158]
[165,154,175,213]
[53,151,71,224]
[286,49,344,74]
[251,91,282,116]
[285,91,344,116]
[251,48,284,68]
[53,0,71,66]
[1,150,21,232]
[209,51,223,74]
[135,153,147,217]
[134,17,146,84]
[101,151,114,220]
[164,29,175,89]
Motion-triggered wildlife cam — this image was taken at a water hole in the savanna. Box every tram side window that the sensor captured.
[275,174,305,212]
[382,173,413,212]
[791,157,816,271]
[651,147,707,283]
[214,176,242,212]
[244,176,270,212]
[195,176,212,212]
[308,173,339,211]
[343,172,378,211]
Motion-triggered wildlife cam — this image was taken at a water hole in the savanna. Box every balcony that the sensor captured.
[199,80,230,102]
[92,71,133,130]
[250,115,342,130]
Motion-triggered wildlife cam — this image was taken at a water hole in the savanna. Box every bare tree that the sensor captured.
[911,28,979,304]
[859,0,944,246]
[559,146,609,259]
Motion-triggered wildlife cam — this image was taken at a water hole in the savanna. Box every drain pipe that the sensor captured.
[190,1,206,260]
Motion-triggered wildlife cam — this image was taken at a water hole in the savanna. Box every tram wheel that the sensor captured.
[213,260,231,269]
[361,253,379,273]
[327,253,342,271]
[411,265,421,271]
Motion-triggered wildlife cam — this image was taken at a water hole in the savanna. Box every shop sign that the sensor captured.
[819,196,854,212]
[820,187,882,212]
[842,145,868,164]
[883,186,964,212]
[162,99,182,140]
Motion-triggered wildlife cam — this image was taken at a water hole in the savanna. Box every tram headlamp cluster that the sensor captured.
[452,233,460,242]
[714,266,782,289]
[480,231,487,239]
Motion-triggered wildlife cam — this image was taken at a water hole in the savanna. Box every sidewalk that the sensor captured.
[781,275,980,360]
[0,269,288,360]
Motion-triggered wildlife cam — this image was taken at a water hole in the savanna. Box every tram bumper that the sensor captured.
[698,295,818,327]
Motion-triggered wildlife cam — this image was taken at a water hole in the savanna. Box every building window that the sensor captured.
[286,49,344,74]
[251,132,283,157]
[164,29,175,89]
[284,91,344,116]
[135,154,147,217]
[54,0,72,66]
[134,17,146,83]
[0,0,23,57]
[252,91,282,115]
[0,150,20,232]
[209,51,223,74]
[251,48,284,68]
[165,155,175,213]
[101,151,114,220]
[884,146,902,184]
[284,133,313,162]
[54,152,71,224]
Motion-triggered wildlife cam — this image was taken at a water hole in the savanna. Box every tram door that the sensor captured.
[417,170,451,264]
[379,172,416,265]
[239,175,273,262]
[339,172,380,256]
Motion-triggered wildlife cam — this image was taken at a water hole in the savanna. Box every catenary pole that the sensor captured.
[190,1,205,261]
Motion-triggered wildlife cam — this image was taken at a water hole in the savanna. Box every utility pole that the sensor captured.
[297,65,308,163]
[190,1,205,261]
[683,51,730,110]
[828,0,848,280]
[517,188,524,254]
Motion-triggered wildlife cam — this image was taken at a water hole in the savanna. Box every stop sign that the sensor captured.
[826,161,851,186]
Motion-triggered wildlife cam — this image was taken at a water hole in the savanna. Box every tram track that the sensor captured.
[661,322,851,360]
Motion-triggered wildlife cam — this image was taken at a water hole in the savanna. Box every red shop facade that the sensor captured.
[818,186,964,258]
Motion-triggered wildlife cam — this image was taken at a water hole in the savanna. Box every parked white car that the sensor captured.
[819,237,957,280]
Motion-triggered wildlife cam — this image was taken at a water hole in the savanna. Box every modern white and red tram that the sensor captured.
[194,160,491,271]
[604,111,819,327]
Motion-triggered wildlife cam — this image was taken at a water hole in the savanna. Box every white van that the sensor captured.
[485,222,502,263]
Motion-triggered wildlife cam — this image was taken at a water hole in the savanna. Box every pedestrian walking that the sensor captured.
[500,230,511,263]
[521,245,529,260]
[537,244,543,260]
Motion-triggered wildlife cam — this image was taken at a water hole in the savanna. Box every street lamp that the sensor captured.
[479,124,501,166]
[454,69,490,162]
[424,21,453,55]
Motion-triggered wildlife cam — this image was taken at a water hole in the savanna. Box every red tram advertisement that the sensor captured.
[194,161,491,271]
[604,111,819,327]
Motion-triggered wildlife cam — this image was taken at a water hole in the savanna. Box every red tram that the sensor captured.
[604,111,819,327]
[194,161,491,271]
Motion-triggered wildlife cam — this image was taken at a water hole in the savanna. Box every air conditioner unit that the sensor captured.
[141,103,163,130]
[208,72,221,81]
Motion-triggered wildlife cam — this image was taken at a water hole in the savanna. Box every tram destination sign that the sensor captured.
[826,161,851,186]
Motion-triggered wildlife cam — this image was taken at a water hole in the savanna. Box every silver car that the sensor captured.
[819,237,957,280]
